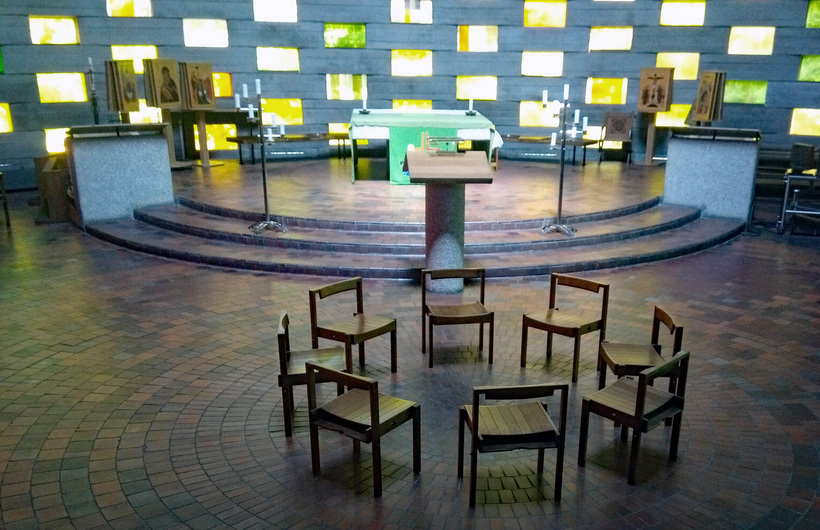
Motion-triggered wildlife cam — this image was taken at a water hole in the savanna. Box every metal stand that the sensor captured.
[87,65,99,125]
[541,95,576,237]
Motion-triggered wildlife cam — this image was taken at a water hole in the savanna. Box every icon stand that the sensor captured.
[541,93,576,237]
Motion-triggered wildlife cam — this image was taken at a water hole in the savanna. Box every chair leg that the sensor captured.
[422,314,426,354]
[520,320,529,367]
[310,423,321,476]
[571,336,581,384]
[546,332,553,360]
[372,438,382,497]
[597,357,607,390]
[413,405,421,474]
[670,412,682,461]
[478,323,484,352]
[358,342,365,367]
[537,448,544,476]
[620,424,629,441]
[555,434,564,502]
[469,435,478,508]
[488,316,494,365]
[628,429,642,485]
[343,342,353,373]
[428,321,434,368]
[390,329,397,373]
[282,385,294,437]
[578,399,590,467]
[457,407,466,478]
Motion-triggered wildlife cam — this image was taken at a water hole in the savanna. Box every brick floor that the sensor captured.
[0,161,818,528]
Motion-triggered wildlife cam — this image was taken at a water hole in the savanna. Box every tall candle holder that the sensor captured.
[541,87,576,237]
[87,58,100,125]
[235,82,288,234]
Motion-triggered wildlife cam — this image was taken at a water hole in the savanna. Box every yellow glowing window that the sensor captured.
[456,76,497,101]
[391,50,433,77]
[584,125,622,149]
[327,74,366,101]
[391,0,433,24]
[521,52,564,77]
[324,23,366,48]
[655,104,691,127]
[128,99,162,123]
[111,45,156,74]
[656,52,699,80]
[393,100,433,111]
[790,109,820,136]
[457,26,498,52]
[30,16,79,45]
[798,56,820,82]
[808,0,820,28]
[257,47,300,72]
[524,1,567,28]
[45,128,70,154]
[37,73,87,103]
[727,27,775,55]
[519,101,560,128]
[0,103,12,133]
[723,81,767,105]
[589,27,633,51]
[194,124,238,151]
[328,123,351,146]
[260,98,303,126]
[253,0,297,23]
[212,73,232,98]
[585,78,628,105]
[107,0,153,17]
[183,19,229,48]
[660,2,705,26]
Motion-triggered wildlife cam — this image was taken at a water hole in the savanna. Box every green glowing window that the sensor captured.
[37,73,87,103]
[727,27,775,55]
[723,81,767,105]
[107,0,153,17]
[808,0,820,28]
[585,78,628,104]
[0,103,12,133]
[519,101,560,128]
[0,48,4,74]
[790,109,820,136]
[391,0,432,24]
[257,47,300,71]
[457,26,498,52]
[524,1,567,28]
[30,16,80,45]
[393,100,433,110]
[183,19,229,48]
[798,56,820,82]
[589,27,633,51]
[261,98,303,126]
[327,74,366,101]
[521,52,564,77]
[45,128,70,154]
[128,99,162,123]
[111,45,156,74]
[194,124,237,151]
[456,76,497,101]
[655,104,691,127]
[325,23,366,48]
[392,50,433,77]
[660,1,705,26]
[253,0,297,23]
[212,73,232,98]
[656,52,699,80]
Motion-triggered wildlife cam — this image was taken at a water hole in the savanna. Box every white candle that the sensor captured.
[468,98,473,111]
[255,79,261,95]
[563,84,569,100]
[279,121,285,135]
[550,132,557,146]
[266,128,274,142]
[582,116,588,131]
[542,90,548,106]
[242,84,248,99]
[362,86,368,110]
[234,93,241,108]
[88,57,93,70]
[248,104,255,119]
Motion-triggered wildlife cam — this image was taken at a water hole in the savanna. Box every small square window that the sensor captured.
[392,50,433,77]
[253,0,297,23]
[194,123,237,151]
[519,101,560,127]
[257,47,300,72]
[723,80,767,105]
[111,45,156,74]
[798,56,820,82]
[183,19,229,48]
[0,103,12,133]
[325,23,366,49]
[212,73,233,98]
[727,27,775,55]
[128,99,162,123]
[589,27,633,51]
[654,104,691,127]
[45,128,70,154]
[107,0,153,17]
[30,16,80,45]
[261,98,303,126]
[656,52,699,80]
[524,1,567,28]
[393,100,433,111]
[456,76,497,101]
[660,2,706,26]
[37,73,87,103]
[790,108,820,136]
[391,0,432,24]
[457,26,498,52]
[585,78,628,104]
[808,0,820,28]
[521,52,564,77]
[327,74,366,101]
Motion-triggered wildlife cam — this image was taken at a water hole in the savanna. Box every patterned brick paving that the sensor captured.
[0,169,818,528]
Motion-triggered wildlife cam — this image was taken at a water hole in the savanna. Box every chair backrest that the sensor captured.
[306,362,379,429]
[602,112,635,143]
[421,268,486,310]
[634,351,690,419]
[277,311,292,375]
[790,143,817,173]
[650,306,684,354]
[549,273,610,324]
[309,277,364,337]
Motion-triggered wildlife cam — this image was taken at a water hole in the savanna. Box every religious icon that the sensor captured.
[637,68,674,113]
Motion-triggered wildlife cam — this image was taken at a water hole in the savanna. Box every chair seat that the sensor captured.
[315,388,418,433]
[465,401,558,451]
[319,314,396,343]
[586,377,676,418]
[428,302,491,324]
[600,342,666,375]
[278,347,346,386]
[525,309,602,335]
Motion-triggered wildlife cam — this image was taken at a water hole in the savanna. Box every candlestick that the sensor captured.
[242,84,248,99]
[550,132,557,146]
[255,79,261,95]
[469,98,473,111]
[542,90,548,107]
[563,84,569,101]
[234,93,241,109]
[574,109,580,123]
[88,57,93,69]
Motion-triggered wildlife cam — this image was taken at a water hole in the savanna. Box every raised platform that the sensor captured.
[84,157,747,278]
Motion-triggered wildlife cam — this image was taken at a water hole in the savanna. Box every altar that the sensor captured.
[348,109,501,183]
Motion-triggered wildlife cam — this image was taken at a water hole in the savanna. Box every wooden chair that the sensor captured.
[307,362,420,497]
[421,268,494,368]
[276,311,346,437]
[458,383,569,507]
[578,351,690,485]
[598,112,634,164]
[598,306,683,390]
[309,276,397,373]
[0,171,10,229]
[520,273,609,383]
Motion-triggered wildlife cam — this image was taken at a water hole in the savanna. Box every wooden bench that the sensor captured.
[227,133,350,164]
